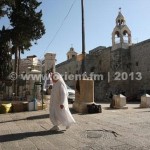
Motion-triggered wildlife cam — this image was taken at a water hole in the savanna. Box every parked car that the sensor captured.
[43,84,75,103]
[67,85,75,103]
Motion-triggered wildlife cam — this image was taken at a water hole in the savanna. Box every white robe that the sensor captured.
[49,80,75,126]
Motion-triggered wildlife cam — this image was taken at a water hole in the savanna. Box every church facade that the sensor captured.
[56,10,150,102]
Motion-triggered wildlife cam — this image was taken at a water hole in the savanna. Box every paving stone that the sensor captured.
[110,144,136,150]
[17,139,37,150]
[0,144,2,150]
[0,103,150,150]
[1,141,21,150]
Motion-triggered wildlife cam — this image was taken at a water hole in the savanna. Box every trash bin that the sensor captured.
[28,99,37,111]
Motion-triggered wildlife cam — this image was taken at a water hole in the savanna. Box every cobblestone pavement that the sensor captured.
[0,103,150,150]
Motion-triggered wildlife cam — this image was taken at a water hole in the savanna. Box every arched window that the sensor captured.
[117,19,121,25]
[115,31,120,37]
[123,30,129,43]
[115,31,120,44]
[117,19,124,25]
[121,19,124,25]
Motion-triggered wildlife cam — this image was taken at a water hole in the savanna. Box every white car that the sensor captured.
[43,84,75,103]
[67,85,75,103]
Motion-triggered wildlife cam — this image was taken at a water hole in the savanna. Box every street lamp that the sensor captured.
[73,0,95,113]
[81,0,86,74]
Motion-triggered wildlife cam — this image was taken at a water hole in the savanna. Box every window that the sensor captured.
[90,67,95,72]
[136,62,139,66]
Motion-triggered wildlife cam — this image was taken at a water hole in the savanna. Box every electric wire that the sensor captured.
[40,0,77,60]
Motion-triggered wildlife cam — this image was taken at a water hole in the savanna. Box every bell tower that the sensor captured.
[112,8,132,50]
[109,9,132,96]
[67,46,77,60]
[110,9,131,72]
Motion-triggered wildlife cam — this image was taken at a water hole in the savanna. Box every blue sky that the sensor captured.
[1,0,150,64]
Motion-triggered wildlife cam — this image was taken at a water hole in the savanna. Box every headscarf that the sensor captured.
[52,72,67,91]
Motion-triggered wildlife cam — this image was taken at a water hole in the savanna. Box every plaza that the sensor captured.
[0,103,150,150]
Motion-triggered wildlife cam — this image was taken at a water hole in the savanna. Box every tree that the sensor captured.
[0,0,45,95]
[0,2,13,91]
[0,26,12,81]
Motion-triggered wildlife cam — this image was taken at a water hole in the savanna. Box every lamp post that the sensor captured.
[81,0,86,74]
[73,0,95,113]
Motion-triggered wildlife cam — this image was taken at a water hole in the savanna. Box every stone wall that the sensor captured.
[56,57,81,89]
[85,47,111,101]
[130,39,150,96]
[55,39,150,102]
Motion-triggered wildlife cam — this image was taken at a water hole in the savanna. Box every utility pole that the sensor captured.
[81,0,86,74]
[73,0,95,113]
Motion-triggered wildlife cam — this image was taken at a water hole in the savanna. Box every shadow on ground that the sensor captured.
[0,107,77,123]
[27,114,49,120]
[0,114,50,123]
[0,130,65,142]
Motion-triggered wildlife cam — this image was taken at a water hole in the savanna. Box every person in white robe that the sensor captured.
[49,72,75,131]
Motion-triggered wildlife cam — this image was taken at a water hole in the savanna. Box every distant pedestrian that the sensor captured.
[109,92,114,108]
[49,72,75,131]
[109,91,113,99]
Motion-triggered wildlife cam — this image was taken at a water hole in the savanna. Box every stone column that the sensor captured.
[29,69,41,100]
[111,94,126,109]
[140,94,150,108]
[73,78,94,113]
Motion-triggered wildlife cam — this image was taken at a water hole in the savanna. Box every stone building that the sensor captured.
[56,9,150,102]
[18,53,56,98]
[42,53,56,73]
[2,52,56,99]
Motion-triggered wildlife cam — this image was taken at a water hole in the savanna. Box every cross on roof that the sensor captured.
[119,7,121,12]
